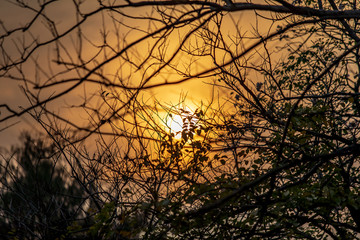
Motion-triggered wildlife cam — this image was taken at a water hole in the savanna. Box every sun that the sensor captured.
[166,113,184,139]
[165,106,198,139]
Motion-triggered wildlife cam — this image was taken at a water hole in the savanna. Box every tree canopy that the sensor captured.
[1,0,360,239]
[0,134,91,239]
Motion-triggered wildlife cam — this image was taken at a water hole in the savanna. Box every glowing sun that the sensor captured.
[166,113,184,139]
[165,106,199,140]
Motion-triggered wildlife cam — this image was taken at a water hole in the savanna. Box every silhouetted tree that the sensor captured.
[2,0,360,239]
[0,133,91,239]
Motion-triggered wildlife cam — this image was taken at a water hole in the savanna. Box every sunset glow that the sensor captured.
[166,113,184,139]
[2,0,357,238]
[164,105,199,140]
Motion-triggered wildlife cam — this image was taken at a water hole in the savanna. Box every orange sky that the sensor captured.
[0,0,276,149]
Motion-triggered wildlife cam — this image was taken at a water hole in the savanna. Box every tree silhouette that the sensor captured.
[1,0,360,239]
[0,133,94,239]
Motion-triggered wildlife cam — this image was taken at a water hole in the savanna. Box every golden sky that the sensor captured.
[0,0,275,148]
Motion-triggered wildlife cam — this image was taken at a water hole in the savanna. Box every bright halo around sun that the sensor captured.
[165,107,197,139]
[166,113,184,139]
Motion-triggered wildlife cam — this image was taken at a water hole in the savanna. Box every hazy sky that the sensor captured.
[0,1,213,148]
[0,0,270,149]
